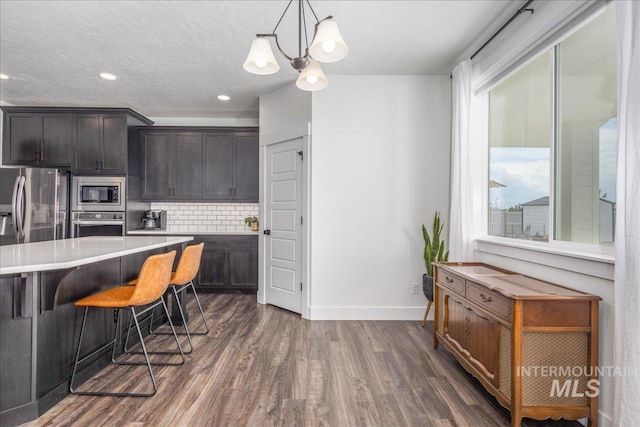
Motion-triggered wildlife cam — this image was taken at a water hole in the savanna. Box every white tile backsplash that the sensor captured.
[150,202,259,233]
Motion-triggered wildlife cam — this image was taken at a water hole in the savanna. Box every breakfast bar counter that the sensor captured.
[0,236,193,427]
[0,236,193,275]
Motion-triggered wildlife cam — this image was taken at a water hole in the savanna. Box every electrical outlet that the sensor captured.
[411,283,419,294]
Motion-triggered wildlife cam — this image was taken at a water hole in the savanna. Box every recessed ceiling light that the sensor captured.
[0,73,9,80]
[217,95,231,101]
[100,72,117,80]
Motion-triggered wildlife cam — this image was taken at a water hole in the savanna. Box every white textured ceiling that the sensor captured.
[0,1,513,119]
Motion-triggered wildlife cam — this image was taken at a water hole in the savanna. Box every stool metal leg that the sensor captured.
[188,281,210,335]
[150,282,210,336]
[146,286,194,352]
[170,285,194,352]
[70,307,158,397]
[122,298,186,364]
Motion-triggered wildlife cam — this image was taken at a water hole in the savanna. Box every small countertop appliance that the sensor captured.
[142,210,167,230]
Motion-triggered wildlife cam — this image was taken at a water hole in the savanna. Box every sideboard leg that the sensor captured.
[421,301,432,327]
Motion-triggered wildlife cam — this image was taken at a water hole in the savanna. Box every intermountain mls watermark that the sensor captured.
[519,366,640,398]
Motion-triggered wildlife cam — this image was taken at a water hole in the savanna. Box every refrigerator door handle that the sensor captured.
[16,176,26,238]
[11,175,21,236]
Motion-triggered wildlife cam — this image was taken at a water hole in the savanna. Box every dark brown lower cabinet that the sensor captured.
[195,235,258,293]
[0,275,33,423]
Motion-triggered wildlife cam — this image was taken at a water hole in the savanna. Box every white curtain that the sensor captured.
[614,1,640,426]
[449,59,486,261]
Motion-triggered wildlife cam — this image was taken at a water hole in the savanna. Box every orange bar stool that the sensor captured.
[125,243,208,355]
[69,250,184,397]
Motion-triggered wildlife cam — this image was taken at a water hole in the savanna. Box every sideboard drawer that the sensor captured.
[438,272,465,296]
[466,282,511,320]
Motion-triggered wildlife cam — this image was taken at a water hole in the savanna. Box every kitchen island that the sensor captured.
[0,236,192,426]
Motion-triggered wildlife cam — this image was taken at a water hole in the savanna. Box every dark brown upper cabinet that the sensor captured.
[74,113,127,174]
[203,130,258,202]
[141,131,203,200]
[1,111,72,167]
[203,132,234,200]
[140,127,258,203]
[233,133,259,202]
[1,107,153,172]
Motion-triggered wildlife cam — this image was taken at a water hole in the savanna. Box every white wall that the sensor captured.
[259,83,311,138]
[309,75,451,320]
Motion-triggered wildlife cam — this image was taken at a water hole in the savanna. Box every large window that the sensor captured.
[488,4,617,245]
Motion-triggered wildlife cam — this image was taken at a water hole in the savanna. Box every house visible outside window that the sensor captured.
[488,4,617,246]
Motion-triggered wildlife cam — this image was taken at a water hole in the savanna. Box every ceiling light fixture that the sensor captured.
[217,95,231,101]
[243,0,348,91]
[99,72,117,81]
[0,73,9,80]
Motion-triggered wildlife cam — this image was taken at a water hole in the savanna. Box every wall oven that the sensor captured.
[71,176,125,212]
[71,211,125,238]
[71,176,126,238]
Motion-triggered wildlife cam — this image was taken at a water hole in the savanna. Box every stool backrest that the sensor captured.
[170,243,205,286]
[128,250,176,306]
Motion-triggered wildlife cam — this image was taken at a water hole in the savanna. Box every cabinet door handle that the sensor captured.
[480,293,493,303]
[445,277,454,283]
[96,160,100,169]
[229,188,233,196]
[99,160,103,170]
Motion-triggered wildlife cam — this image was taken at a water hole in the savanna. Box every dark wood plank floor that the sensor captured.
[21,294,582,427]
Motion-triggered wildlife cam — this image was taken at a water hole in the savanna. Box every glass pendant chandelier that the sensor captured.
[243,0,348,91]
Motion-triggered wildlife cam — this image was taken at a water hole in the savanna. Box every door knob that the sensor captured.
[263,230,271,235]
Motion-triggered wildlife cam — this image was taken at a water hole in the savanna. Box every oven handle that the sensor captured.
[72,220,125,226]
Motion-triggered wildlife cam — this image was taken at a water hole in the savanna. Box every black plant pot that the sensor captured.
[422,274,434,302]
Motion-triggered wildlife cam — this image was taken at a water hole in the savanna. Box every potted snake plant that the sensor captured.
[422,211,449,302]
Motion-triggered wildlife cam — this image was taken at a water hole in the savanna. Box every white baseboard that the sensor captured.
[308,305,433,321]
[598,410,613,427]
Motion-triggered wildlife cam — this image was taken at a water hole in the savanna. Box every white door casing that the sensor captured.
[264,137,303,313]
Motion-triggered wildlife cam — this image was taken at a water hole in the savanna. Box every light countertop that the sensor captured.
[127,230,259,236]
[0,236,193,275]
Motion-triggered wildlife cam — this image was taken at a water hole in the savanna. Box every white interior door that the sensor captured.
[265,138,303,313]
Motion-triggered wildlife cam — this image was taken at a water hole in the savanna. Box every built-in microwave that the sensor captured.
[71,176,126,212]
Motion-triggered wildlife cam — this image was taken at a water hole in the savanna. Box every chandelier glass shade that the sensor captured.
[243,38,280,75]
[308,20,348,63]
[243,0,348,91]
[295,59,328,91]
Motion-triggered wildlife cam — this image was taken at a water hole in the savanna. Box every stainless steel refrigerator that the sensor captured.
[0,167,68,246]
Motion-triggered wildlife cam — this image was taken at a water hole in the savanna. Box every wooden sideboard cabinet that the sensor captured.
[433,262,600,427]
